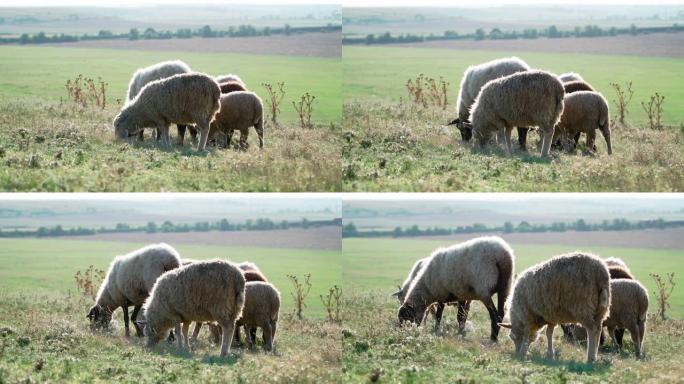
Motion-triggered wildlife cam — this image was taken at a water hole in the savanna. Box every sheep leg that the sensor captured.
[131,305,143,337]
[628,324,642,358]
[615,328,625,348]
[545,324,555,359]
[219,321,235,356]
[189,322,202,343]
[174,322,184,351]
[245,325,255,349]
[233,325,242,347]
[263,324,274,351]
[177,125,187,146]
[586,325,601,363]
[209,323,222,345]
[239,129,249,151]
[503,126,514,155]
[122,305,130,338]
[197,123,210,151]
[182,322,190,350]
[482,297,500,342]
[137,130,145,141]
[157,124,171,147]
[540,125,554,157]
[517,127,528,151]
[433,302,445,333]
[250,327,258,345]
[573,132,581,150]
[456,301,469,335]
[256,120,264,149]
[637,320,645,358]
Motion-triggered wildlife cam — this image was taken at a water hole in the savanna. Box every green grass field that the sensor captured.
[0,238,342,383]
[341,237,684,383]
[1,46,341,123]
[343,46,684,124]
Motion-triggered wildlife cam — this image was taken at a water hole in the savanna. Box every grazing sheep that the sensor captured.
[552,91,612,155]
[559,72,584,83]
[470,70,565,156]
[209,91,264,150]
[604,279,649,358]
[125,60,197,144]
[500,252,610,363]
[448,57,531,150]
[391,257,471,333]
[87,243,181,338]
[236,282,281,351]
[216,74,245,86]
[113,73,221,151]
[220,80,248,94]
[142,259,245,356]
[551,80,597,150]
[398,236,515,342]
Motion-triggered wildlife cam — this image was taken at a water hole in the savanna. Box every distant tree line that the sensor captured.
[342,218,684,238]
[342,23,684,45]
[0,217,342,238]
[0,23,341,45]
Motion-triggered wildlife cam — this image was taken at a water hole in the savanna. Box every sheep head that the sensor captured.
[447,118,473,141]
[113,110,141,140]
[398,302,426,325]
[86,304,112,329]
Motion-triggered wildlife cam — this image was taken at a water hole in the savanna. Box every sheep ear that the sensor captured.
[447,118,459,126]
[390,290,401,298]
[498,322,512,329]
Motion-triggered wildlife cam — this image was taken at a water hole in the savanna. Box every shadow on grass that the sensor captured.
[527,352,612,374]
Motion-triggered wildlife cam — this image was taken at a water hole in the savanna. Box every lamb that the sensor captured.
[141,259,245,356]
[469,70,565,157]
[125,60,197,145]
[209,91,264,150]
[448,57,531,150]
[235,282,281,351]
[220,80,248,94]
[604,279,649,358]
[86,243,181,338]
[552,80,597,150]
[559,72,584,83]
[113,72,221,151]
[391,257,471,333]
[398,236,514,342]
[552,91,612,155]
[499,252,610,363]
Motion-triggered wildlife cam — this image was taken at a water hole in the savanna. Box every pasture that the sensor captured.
[0,46,341,191]
[0,238,342,383]
[341,237,684,383]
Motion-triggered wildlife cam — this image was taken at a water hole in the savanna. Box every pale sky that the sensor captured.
[0,0,681,6]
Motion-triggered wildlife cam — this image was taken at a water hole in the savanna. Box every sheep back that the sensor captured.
[220,81,248,94]
[609,265,634,280]
[559,72,584,83]
[470,70,564,139]
[127,60,191,102]
[456,57,530,123]
[244,270,268,282]
[563,80,595,94]
[216,74,245,86]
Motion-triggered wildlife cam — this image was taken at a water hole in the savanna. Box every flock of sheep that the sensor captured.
[392,236,648,363]
[86,243,280,356]
[448,57,612,157]
[113,60,264,151]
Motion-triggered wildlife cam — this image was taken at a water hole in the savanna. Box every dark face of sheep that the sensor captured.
[143,323,167,347]
[447,118,473,141]
[113,112,140,140]
[86,305,112,330]
[398,303,425,325]
[390,286,405,303]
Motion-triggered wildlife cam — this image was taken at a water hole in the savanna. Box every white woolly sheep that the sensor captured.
[209,91,264,150]
[470,70,565,157]
[125,60,197,144]
[236,282,280,351]
[604,279,649,358]
[449,57,531,150]
[392,257,470,333]
[552,91,612,155]
[113,73,221,151]
[87,243,181,338]
[559,72,584,83]
[398,236,515,342]
[142,259,245,356]
[500,252,610,363]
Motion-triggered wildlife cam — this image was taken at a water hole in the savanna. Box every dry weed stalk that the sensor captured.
[610,81,634,124]
[262,82,286,125]
[293,92,316,128]
[320,285,342,322]
[650,272,675,320]
[641,92,665,130]
[287,273,312,319]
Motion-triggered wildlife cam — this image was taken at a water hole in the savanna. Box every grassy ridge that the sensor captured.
[0,45,341,123]
[343,46,684,124]
[342,238,684,317]
[0,238,341,317]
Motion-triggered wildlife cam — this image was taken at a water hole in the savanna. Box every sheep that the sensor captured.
[113,73,221,151]
[605,257,630,270]
[604,279,649,358]
[237,261,262,273]
[551,80,597,150]
[209,91,264,150]
[216,74,245,86]
[609,265,634,280]
[469,70,565,157]
[391,257,471,333]
[552,91,612,155]
[235,282,281,351]
[559,72,584,83]
[499,252,610,363]
[448,57,531,150]
[125,60,198,145]
[142,259,245,356]
[220,80,248,94]
[398,236,514,342]
[86,243,181,338]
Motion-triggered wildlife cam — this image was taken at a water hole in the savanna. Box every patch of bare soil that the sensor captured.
[60,226,341,250]
[413,227,684,250]
[45,31,341,58]
[392,32,684,58]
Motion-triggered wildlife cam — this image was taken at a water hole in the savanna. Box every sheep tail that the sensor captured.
[495,255,514,319]
[599,286,610,314]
